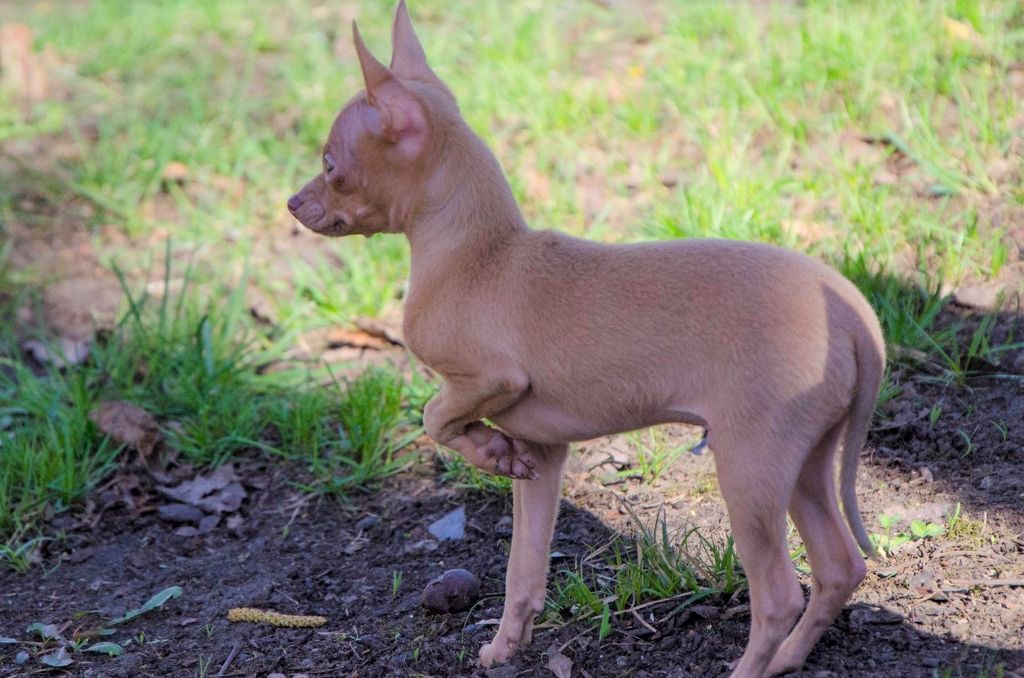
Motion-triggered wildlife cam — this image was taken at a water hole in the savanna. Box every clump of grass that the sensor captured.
[0,252,420,568]
[625,428,694,483]
[436,449,512,494]
[294,366,419,497]
[542,507,745,641]
[841,254,1022,385]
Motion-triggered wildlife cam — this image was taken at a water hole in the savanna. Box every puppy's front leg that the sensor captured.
[423,372,536,479]
[480,442,568,667]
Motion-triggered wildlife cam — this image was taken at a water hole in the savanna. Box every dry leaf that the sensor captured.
[942,16,984,47]
[90,401,160,457]
[158,464,246,514]
[547,650,574,678]
[22,337,90,368]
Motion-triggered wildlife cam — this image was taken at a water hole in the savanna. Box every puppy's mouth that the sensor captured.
[309,215,350,237]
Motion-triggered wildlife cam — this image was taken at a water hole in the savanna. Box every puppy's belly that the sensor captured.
[489,393,698,445]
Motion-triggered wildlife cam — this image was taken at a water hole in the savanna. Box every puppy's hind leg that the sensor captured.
[479,442,568,667]
[711,430,805,678]
[767,420,867,676]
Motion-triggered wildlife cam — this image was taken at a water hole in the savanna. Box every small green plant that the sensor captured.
[299,367,418,497]
[991,420,1008,443]
[871,513,912,556]
[7,586,180,669]
[197,654,213,678]
[870,513,945,557]
[625,429,689,483]
[956,428,975,457]
[909,520,944,540]
[391,570,403,600]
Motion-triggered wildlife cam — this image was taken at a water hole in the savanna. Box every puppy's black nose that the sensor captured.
[287,193,303,213]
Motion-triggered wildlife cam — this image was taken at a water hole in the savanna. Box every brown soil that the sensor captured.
[1,309,1023,678]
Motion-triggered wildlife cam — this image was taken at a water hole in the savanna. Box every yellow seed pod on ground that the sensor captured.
[227,607,327,628]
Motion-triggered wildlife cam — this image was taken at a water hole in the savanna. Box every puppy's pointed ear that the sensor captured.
[353,21,391,104]
[389,1,436,83]
[352,21,428,160]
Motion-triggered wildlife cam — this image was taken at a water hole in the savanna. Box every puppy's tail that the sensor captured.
[839,323,885,560]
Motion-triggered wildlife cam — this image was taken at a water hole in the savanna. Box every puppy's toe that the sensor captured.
[479,639,515,667]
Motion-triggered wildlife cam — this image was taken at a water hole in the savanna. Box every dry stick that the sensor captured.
[215,642,241,678]
[557,591,701,653]
[949,578,1024,588]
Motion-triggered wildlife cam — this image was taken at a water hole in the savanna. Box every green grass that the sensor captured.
[542,507,744,640]
[1,0,1022,569]
[0,256,418,568]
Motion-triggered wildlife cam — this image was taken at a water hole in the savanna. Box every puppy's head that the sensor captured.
[287,1,454,237]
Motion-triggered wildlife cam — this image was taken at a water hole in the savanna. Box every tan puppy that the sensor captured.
[287,4,885,676]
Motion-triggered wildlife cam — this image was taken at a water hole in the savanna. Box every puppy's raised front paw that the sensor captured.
[480,434,538,480]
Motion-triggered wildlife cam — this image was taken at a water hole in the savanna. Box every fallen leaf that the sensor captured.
[109,586,183,625]
[90,401,159,457]
[21,337,90,368]
[84,642,124,657]
[156,503,205,524]
[942,16,985,47]
[40,648,72,668]
[547,651,574,678]
[157,464,247,514]
[91,401,172,481]
[25,623,63,642]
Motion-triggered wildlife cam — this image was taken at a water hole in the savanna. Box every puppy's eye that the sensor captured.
[323,153,336,175]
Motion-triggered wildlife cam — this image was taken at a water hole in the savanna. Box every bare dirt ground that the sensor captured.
[1,309,1022,678]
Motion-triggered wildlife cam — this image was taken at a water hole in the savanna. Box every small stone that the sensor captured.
[405,539,439,555]
[422,568,481,613]
[355,515,380,532]
[197,514,220,534]
[428,506,466,541]
[953,283,1002,309]
[495,515,513,538]
[485,667,519,678]
[849,607,903,627]
[357,634,384,650]
[597,471,624,486]
[690,604,720,620]
[267,674,286,678]
[158,503,204,524]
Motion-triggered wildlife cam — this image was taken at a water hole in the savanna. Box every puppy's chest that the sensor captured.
[401,305,464,371]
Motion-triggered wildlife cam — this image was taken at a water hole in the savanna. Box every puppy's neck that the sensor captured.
[405,123,528,271]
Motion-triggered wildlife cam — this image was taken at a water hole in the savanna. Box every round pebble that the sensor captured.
[421,568,481,613]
